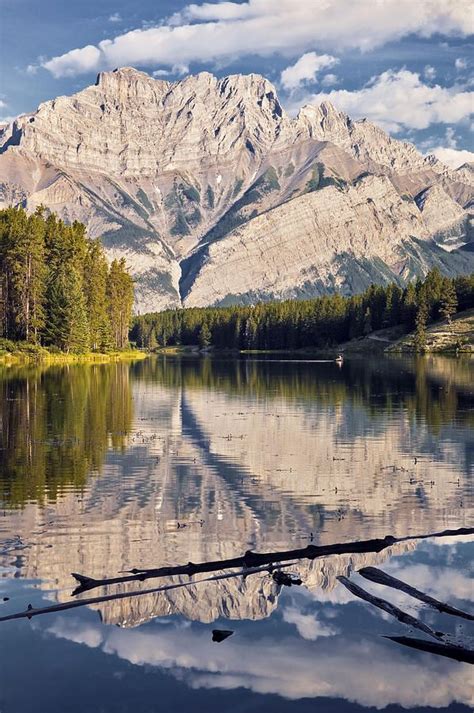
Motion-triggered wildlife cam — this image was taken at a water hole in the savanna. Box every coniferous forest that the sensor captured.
[0,207,134,353]
[132,270,474,352]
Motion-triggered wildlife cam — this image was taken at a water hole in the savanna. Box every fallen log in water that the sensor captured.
[337,576,444,641]
[0,562,296,624]
[70,526,474,595]
[359,567,474,621]
[385,636,474,664]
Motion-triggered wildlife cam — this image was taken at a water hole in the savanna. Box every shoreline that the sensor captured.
[0,349,148,366]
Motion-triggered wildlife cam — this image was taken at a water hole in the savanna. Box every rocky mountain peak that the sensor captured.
[0,67,472,312]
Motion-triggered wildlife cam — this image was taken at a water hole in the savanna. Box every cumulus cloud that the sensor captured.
[422,127,474,169]
[280,52,338,91]
[321,73,339,87]
[109,13,122,23]
[43,45,102,78]
[455,57,468,70]
[40,0,474,78]
[424,64,436,80]
[302,70,474,132]
[431,146,474,168]
[153,63,189,78]
[282,605,337,639]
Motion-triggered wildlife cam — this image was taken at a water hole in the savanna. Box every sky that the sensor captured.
[0,0,473,167]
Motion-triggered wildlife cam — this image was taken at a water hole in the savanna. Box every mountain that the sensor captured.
[1,67,473,312]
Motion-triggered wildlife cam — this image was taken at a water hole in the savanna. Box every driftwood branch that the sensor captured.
[358,567,473,621]
[71,526,474,596]
[385,636,474,665]
[337,576,444,641]
[0,562,296,624]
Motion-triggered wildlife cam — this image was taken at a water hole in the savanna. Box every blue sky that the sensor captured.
[1,0,473,166]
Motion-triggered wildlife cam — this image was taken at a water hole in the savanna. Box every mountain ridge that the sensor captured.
[1,67,473,312]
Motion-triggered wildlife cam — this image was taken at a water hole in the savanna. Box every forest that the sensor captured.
[0,207,134,353]
[131,270,474,353]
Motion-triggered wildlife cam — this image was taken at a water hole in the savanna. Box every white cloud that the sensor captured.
[0,99,6,109]
[109,13,122,23]
[282,605,337,639]
[47,616,474,708]
[321,73,339,87]
[423,127,474,169]
[153,63,189,78]
[304,70,474,132]
[40,0,474,78]
[431,147,474,169]
[43,45,102,78]
[424,64,436,80]
[280,52,338,91]
[455,57,467,70]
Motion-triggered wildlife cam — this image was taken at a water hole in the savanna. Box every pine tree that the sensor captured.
[439,278,457,324]
[83,240,111,350]
[413,300,428,353]
[107,259,134,349]
[402,282,417,328]
[363,307,372,335]
[44,265,90,352]
[198,322,211,349]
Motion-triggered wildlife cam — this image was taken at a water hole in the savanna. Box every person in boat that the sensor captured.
[335,354,343,363]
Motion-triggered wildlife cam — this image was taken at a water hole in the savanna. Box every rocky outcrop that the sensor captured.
[1,68,473,311]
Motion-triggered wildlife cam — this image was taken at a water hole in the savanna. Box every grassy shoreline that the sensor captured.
[0,347,147,366]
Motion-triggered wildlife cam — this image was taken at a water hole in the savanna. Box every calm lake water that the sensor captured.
[0,355,473,713]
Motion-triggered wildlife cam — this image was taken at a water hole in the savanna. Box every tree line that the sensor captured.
[131,270,474,352]
[0,207,134,353]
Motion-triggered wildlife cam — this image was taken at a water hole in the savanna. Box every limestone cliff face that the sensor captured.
[0,68,473,311]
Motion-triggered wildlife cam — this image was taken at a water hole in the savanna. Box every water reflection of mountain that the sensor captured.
[0,356,472,628]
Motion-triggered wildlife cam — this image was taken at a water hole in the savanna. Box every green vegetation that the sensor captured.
[389,308,474,354]
[180,183,200,204]
[206,185,215,209]
[136,188,154,215]
[205,166,281,244]
[131,270,474,353]
[166,180,202,236]
[305,163,346,193]
[0,207,135,356]
[233,178,244,197]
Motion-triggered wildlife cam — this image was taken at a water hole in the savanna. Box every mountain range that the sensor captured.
[0,67,473,312]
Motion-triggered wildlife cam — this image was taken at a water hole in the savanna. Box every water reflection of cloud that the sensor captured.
[385,563,474,603]
[47,617,474,709]
[282,605,337,640]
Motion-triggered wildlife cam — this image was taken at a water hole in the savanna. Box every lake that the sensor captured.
[0,355,473,712]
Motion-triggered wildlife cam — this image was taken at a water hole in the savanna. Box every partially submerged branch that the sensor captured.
[0,562,296,624]
[385,636,474,665]
[71,526,474,596]
[358,567,473,621]
[337,576,444,641]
